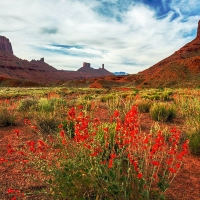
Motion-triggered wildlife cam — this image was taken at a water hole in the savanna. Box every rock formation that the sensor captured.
[77,62,112,77]
[83,62,91,68]
[0,39,113,85]
[0,36,13,54]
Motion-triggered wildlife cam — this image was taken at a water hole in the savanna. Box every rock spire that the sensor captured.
[197,20,200,38]
[0,36,13,54]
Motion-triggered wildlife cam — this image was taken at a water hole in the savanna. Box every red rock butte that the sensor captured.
[0,36,13,54]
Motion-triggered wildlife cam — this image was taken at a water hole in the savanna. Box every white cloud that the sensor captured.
[0,0,199,73]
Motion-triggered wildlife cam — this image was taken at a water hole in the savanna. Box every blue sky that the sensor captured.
[0,0,200,73]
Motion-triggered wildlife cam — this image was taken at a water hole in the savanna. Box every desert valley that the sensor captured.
[0,16,200,200]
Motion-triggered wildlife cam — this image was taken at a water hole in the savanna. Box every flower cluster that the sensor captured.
[1,105,189,199]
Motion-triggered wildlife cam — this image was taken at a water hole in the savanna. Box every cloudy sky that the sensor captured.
[0,0,200,73]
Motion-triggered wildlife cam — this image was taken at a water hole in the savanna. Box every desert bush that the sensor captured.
[0,109,16,127]
[189,132,200,156]
[150,103,177,122]
[100,94,115,103]
[84,95,94,100]
[37,98,54,112]
[18,98,38,111]
[135,99,153,113]
[149,94,160,100]
[174,94,200,155]
[160,91,173,101]
[35,113,60,134]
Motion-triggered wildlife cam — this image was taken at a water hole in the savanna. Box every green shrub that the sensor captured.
[37,98,54,112]
[189,133,200,155]
[62,120,75,138]
[149,94,160,100]
[135,99,152,113]
[84,95,94,100]
[18,98,38,111]
[150,103,177,122]
[0,109,16,127]
[35,114,60,134]
[160,92,173,101]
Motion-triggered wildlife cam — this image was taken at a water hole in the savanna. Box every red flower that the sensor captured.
[91,152,98,157]
[169,167,176,173]
[110,153,117,159]
[78,105,83,110]
[60,130,65,138]
[103,127,108,132]
[137,173,143,179]
[14,129,20,137]
[166,158,173,165]
[38,140,46,146]
[58,124,63,129]
[7,188,20,194]
[114,110,119,117]
[0,158,8,164]
[7,148,15,154]
[108,159,113,168]
[152,161,160,167]
[176,163,181,169]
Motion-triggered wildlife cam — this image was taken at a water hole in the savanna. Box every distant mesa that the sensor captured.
[77,62,112,77]
[0,36,13,54]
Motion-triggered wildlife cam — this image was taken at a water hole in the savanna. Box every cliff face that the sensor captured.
[197,20,200,38]
[0,36,13,54]
[138,20,200,87]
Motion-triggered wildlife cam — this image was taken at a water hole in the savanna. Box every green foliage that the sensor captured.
[150,103,177,122]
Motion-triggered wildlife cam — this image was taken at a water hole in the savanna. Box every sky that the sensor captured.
[0,0,200,74]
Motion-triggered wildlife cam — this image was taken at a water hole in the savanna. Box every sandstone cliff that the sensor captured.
[0,36,13,54]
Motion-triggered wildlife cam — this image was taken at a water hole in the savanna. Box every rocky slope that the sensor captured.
[138,20,200,87]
